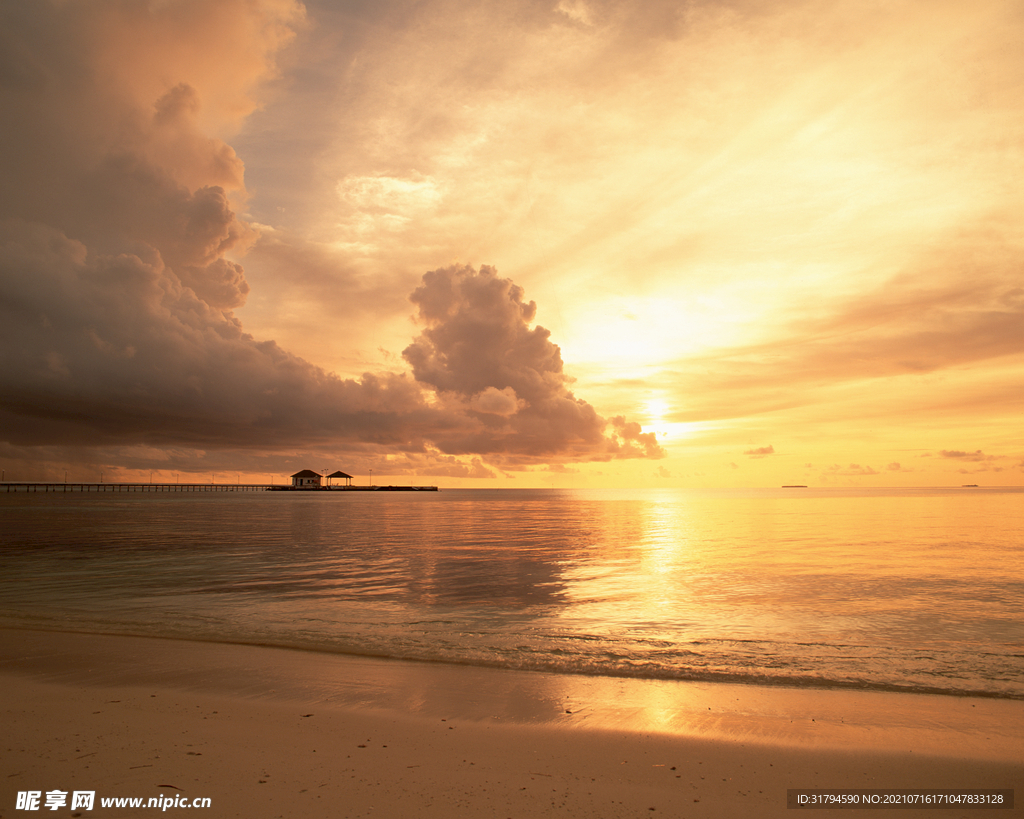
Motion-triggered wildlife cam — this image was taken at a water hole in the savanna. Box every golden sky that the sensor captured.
[1,0,1021,486]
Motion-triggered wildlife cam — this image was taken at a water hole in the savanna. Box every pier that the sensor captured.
[267,485,438,492]
[1,482,270,493]
[1,482,438,493]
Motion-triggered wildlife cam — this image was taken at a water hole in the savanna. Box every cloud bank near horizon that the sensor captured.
[4,0,1021,485]
[0,0,661,477]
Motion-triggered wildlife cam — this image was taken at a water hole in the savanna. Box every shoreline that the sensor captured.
[2,628,1021,818]
[3,620,1021,704]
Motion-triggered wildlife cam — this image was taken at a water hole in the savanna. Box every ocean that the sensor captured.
[1,487,1021,699]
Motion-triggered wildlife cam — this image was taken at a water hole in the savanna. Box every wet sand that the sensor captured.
[1,629,1021,818]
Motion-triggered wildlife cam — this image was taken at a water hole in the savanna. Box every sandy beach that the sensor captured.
[2,628,1020,818]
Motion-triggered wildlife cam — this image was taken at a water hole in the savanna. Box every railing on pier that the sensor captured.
[0,482,272,493]
[1,483,439,493]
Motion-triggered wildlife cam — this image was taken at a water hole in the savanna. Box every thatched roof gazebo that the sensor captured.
[326,470,354,487]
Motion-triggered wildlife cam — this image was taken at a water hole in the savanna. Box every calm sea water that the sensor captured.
[1,487,1021,699]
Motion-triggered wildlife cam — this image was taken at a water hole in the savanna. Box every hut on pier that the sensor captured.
[290,469,323,488]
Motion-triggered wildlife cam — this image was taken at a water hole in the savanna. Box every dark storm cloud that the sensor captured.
[0,1,661,473]
[0,229,659,464]
[403,264,664,463]
[0,219,432,448]
[0,1,286,307]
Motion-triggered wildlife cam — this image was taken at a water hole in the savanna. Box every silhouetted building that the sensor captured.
[290,469,323,488]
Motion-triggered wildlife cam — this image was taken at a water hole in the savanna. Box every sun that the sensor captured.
[638,396,708,443]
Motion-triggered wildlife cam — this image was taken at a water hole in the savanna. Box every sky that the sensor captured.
[1,0,1022,487]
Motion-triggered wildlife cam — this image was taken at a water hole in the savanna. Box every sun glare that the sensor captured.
[561,294,742,371]
[638,398,710,443]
